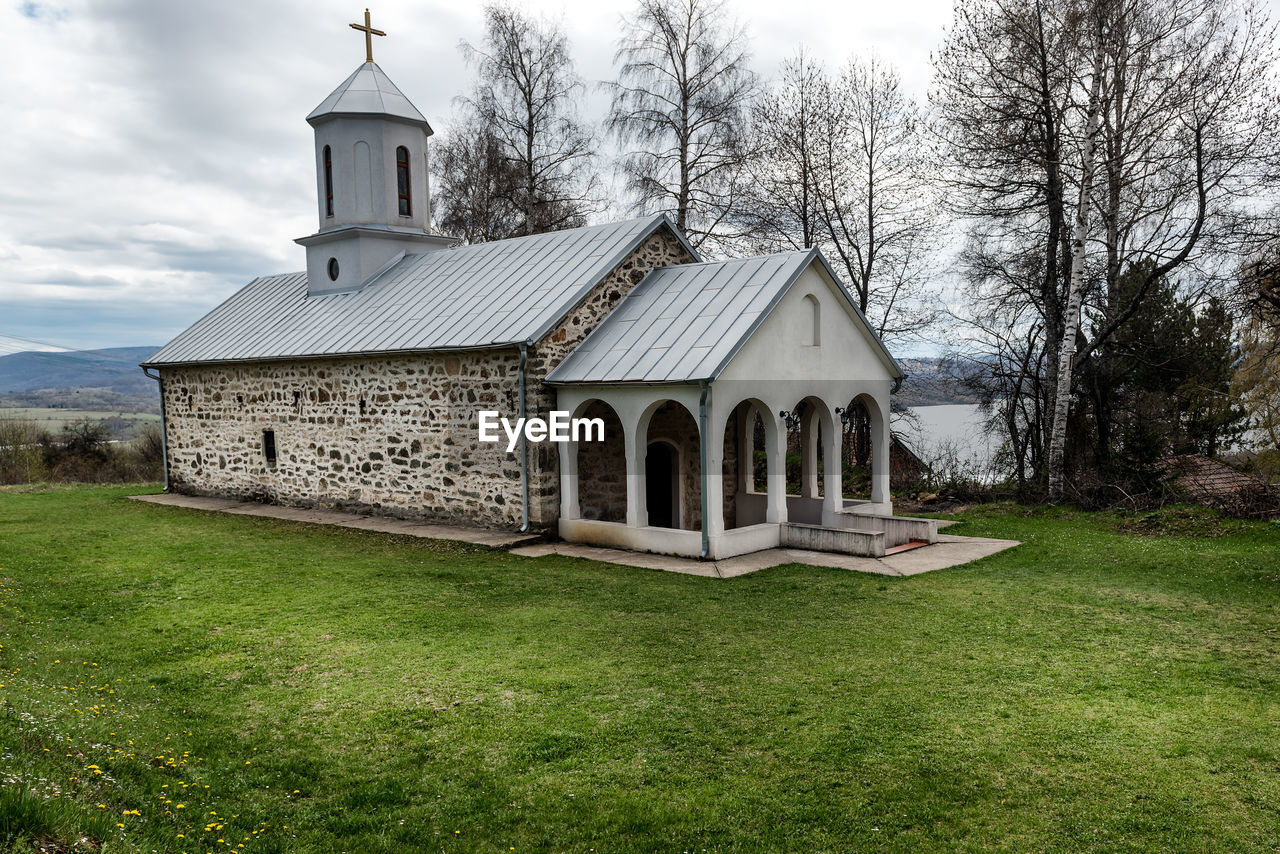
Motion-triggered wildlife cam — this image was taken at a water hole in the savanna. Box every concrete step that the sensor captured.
[829,512,939,548]
[781,523,885,557]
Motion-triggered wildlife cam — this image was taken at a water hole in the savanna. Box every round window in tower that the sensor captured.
[327,257,340,281]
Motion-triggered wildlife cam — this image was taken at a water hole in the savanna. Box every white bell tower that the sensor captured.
[296,11,452,296]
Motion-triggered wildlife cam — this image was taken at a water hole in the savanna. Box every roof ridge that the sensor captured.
[141,216,682,367]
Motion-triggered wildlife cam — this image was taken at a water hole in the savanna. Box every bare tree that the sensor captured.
[606,0,757,250]
[934,0,1078,497]
[817,56,941,342]
[744,52,940,344]
[739,50,828,252]
[451,2,600,239]
[433,112,523,243]
[935,0,1280,497]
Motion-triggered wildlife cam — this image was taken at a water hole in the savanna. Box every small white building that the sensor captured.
[144,43,936,561]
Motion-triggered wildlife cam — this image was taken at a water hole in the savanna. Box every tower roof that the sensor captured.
[306,61,432,133]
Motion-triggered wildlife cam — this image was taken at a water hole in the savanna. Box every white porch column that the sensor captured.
[704,409,725,541]
[871,400,891,507]
[558,437,580,520]
[765,412,788,524]
[800,408,820,498]
[624,419,644,528]
[823,408,843,524]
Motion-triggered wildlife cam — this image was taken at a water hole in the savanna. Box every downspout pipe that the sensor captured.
[518,343,529,533]
[141,367,170,492]
[698,380,710,560]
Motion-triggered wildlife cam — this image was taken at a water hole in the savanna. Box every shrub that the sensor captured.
[0,419,49,484]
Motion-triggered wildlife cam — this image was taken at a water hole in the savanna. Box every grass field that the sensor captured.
[0,408,160,439]
[1,486,1278,852]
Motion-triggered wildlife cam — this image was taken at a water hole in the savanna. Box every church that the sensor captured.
[142,18,935,561]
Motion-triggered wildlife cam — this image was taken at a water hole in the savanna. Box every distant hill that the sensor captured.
[0,346,160,394]
[0,346,977,408]
[895,357,983,407]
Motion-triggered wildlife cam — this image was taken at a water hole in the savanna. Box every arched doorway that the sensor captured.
[639,400,701,531]
[645,441,680,528]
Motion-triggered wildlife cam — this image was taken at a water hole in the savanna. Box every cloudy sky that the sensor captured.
[0,0,1043,354]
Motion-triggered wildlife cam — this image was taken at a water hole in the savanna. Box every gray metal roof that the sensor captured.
[143,215,694,367]
[546,247,904,384]
[307,61,431,131]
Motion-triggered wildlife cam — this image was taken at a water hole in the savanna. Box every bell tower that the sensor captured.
[296,10,452,296]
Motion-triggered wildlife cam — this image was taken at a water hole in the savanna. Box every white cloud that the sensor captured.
[3,0,1271,351]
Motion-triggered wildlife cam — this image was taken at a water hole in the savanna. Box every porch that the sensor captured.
[554,381,938,561]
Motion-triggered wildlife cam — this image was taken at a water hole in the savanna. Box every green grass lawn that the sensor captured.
[1,485,1278,852]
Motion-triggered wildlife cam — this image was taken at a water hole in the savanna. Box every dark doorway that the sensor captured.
[645,441,678,528]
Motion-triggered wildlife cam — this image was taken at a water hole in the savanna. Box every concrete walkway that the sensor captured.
[128,493,538,549]
[130,492,1018,578]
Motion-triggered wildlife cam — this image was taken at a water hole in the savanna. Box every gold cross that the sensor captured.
[349,9,386,63]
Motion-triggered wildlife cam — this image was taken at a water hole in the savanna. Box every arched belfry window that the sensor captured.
[323,145,334,217]
[396,146,411,216]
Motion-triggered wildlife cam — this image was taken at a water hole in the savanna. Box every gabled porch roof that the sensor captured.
[545,247,903,385]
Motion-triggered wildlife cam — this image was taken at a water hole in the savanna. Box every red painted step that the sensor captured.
[883,539,930,555]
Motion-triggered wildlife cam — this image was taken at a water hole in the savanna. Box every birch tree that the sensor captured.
[606,0,757,250]
[453,3,601,238]
[1047,2,1108,501]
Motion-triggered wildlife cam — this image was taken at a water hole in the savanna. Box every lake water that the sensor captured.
[893,403,1001,471]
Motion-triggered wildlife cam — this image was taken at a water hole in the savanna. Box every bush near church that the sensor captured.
[0,418,162,485]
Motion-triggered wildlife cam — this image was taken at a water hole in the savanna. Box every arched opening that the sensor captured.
[785,397,831,524]
[840,396,878,503]
[574,399,626,523]
[643,400,701,532]
[323,145,334,217]
[720,400,771,530]
[396,145,412,216]
[645,441,679,528]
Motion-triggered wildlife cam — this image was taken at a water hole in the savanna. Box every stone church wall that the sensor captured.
[161,227,694,531]
[161,350,525,528]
